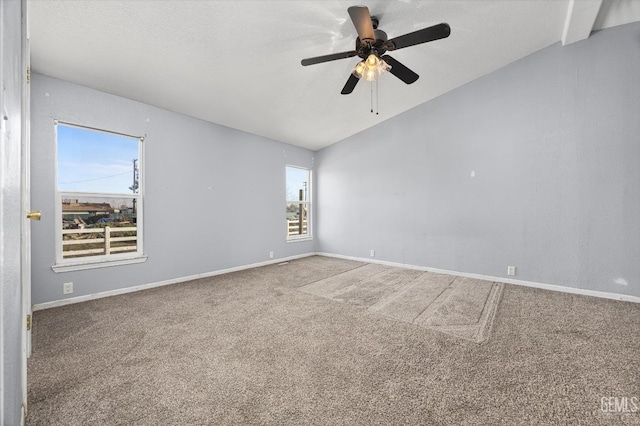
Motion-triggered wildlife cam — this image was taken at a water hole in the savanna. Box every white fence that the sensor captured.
[287,219,308,236]
[64,222,301,258]
[62,226,137,258]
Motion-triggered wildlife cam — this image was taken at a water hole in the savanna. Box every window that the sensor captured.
[286,166,311,241]
[54,123,145,271]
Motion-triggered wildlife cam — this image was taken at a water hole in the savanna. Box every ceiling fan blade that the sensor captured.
[384,23,451,51]
[301,50,358,66]
[381,55,419,84]
[348,6,376,42]
[341,74,360,95]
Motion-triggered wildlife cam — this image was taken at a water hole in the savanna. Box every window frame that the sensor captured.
[286,165,312,242]
[52,121,147,272]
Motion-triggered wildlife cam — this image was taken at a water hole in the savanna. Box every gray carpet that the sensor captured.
[27,256,640,425]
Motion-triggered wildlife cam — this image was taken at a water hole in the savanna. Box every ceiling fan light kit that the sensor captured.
[352,53,391,82]
[301,5,451,102]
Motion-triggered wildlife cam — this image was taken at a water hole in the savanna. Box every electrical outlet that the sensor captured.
[63,282,73,294]
[507,266,516,276]
[269,251,274,259]
[370,250,375,257]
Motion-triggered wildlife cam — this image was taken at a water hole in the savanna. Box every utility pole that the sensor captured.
[129,159,139,215]
[129,159,139,193]
[298,188,303,234]
[299,181,307,235]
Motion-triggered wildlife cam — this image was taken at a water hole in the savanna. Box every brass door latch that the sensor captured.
[27,211,41,221]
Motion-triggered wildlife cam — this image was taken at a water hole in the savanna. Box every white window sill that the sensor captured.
[52,255,148,273]
[286,236,314,243]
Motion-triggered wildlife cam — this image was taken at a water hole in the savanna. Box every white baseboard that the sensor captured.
[33,251,640,311]
[32,252,316,311]
[316,252,640,304]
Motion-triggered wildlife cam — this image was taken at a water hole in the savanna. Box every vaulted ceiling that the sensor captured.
[28,0,640,151]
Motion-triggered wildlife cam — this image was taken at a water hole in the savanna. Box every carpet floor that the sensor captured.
[27,256,640,425]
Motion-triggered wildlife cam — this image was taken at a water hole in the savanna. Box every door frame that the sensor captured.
[20,0,31,419]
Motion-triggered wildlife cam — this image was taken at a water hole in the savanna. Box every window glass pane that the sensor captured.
[61,196,138,259]
[57,124,139,194]
[286,166,310,239]
[286,166,309,202]
[56,123,142,265]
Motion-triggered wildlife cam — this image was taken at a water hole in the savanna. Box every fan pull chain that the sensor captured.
[370,81,373,113]
[376,78,379,115]
[369,80,380,115]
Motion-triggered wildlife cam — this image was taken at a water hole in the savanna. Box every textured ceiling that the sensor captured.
[28,0,640,151]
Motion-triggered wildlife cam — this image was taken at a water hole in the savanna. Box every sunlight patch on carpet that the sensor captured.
[299,266,503,343]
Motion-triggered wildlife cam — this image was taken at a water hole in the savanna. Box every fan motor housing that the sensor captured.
[355,29,388,58]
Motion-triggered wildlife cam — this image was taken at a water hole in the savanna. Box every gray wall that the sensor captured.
[1,0,25,424]
[316,22,640,298]
[31,74,316,305]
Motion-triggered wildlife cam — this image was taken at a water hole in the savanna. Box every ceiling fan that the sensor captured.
[301,5,451,95]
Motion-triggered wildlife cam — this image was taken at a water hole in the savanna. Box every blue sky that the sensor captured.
[286,166,309,202]
[57,124,139,194]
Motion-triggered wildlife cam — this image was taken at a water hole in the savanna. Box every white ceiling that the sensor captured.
[28,0,640,151]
